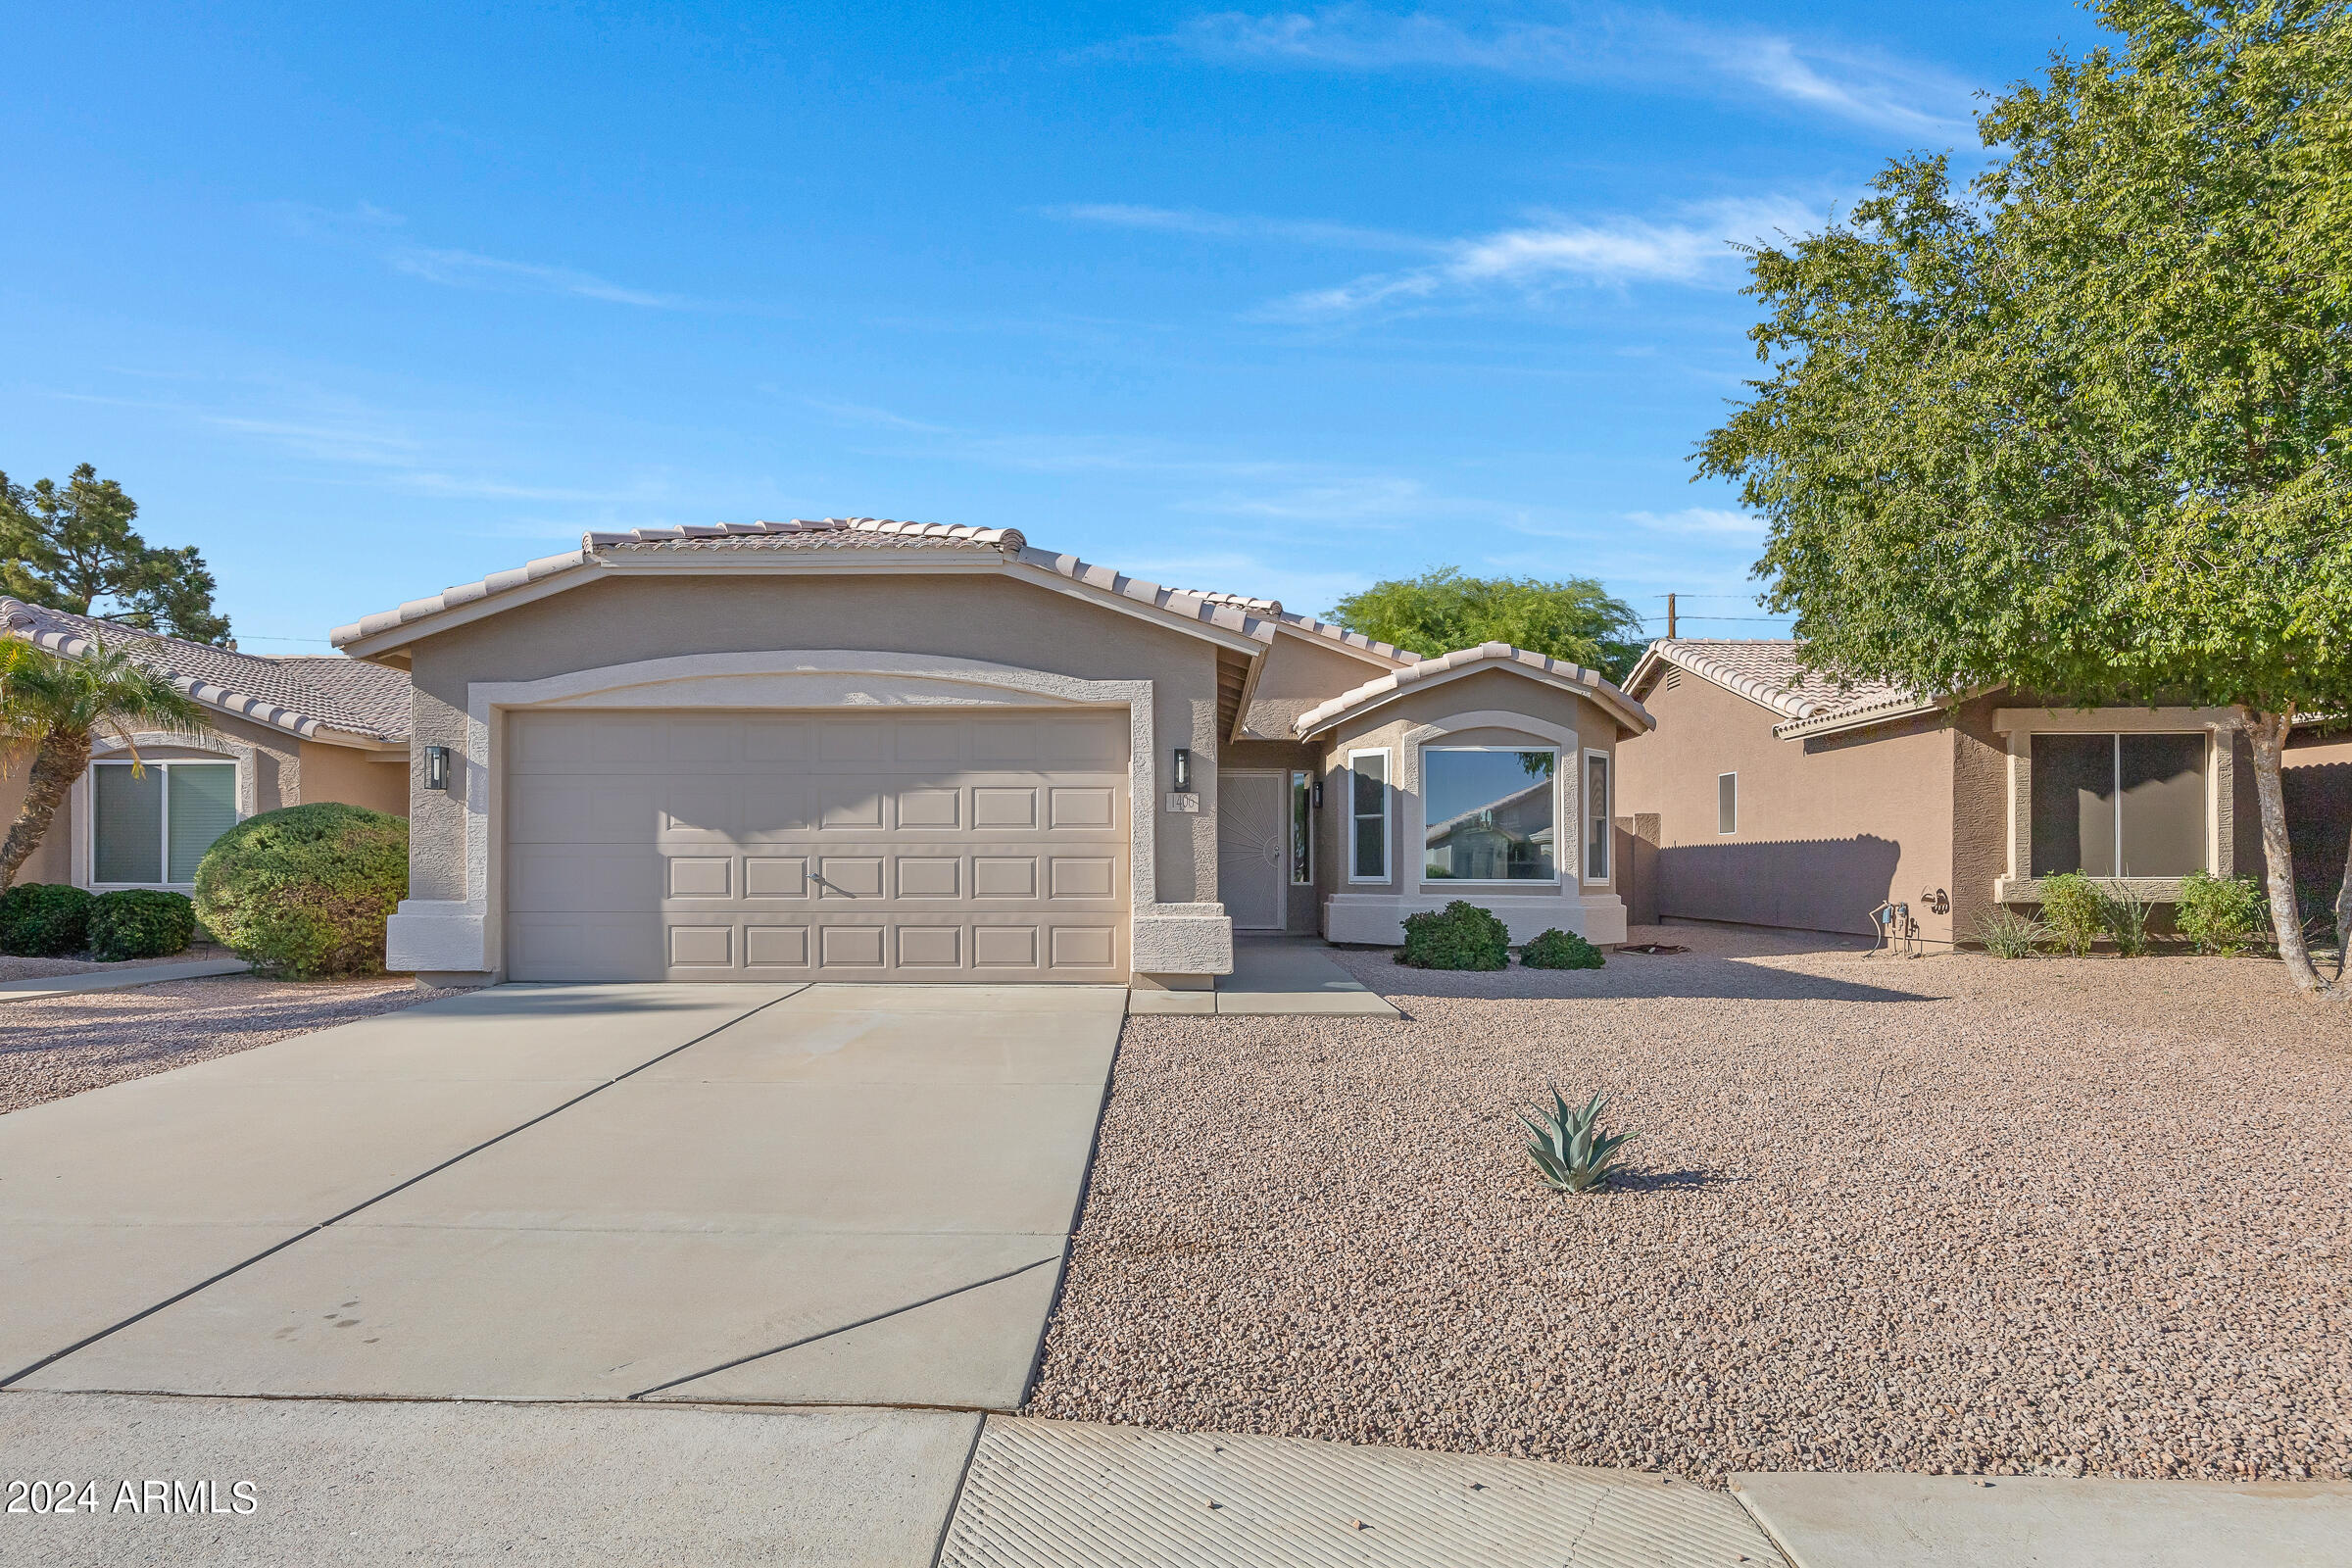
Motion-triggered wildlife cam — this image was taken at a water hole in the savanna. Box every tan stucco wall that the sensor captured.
[1616,671,1957,941]
[1312,667,1631,939]
[2281,731,2352,895]
[1947,693,2010,943]
[299,739,411,815]
[397,571,1224,909]
[1239,630,1396,741]
[1,741,72,884]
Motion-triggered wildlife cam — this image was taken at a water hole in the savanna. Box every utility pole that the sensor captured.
[1666,593,1677,640]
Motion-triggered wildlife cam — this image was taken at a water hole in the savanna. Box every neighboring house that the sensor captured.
[329,517,1654,989]
[1613,638,2342,947]
[0,599,411,893]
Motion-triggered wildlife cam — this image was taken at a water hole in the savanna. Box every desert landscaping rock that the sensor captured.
[1028,924,2352,1489]
[1,975,453,1114]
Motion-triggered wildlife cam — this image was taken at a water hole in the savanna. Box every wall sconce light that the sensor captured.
[1171,748,1192,792]
[424,745,452,791]
[1311,779,1323,808]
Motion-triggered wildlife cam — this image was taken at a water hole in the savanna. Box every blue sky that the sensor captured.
[2,3,2097,650]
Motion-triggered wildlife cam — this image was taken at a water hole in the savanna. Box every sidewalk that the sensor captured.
[1130,936,1399,1017]
[6,1391,2344,1565]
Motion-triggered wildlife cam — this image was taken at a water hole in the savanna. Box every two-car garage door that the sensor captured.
[505,710,1129,982]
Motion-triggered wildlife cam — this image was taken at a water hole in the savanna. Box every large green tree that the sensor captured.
[1327,567,1646,679]
[1697,0,2352,995]
[1,464,230,645]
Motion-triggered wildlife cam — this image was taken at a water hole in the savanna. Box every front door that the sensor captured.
[1217,771,1286,931]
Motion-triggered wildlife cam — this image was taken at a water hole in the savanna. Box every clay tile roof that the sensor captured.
[1625,639,1928,735]
[1,598,410,743]
[1293,641,1652,738]
[584,516,1028,553]
[1176,590,1420,665]
[333,516,1291,651]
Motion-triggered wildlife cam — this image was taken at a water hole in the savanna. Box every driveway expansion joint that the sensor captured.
[0,986,800,1390]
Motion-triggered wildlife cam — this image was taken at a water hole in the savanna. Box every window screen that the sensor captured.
[1717,772,1738,835]
[93,763,164,884]
[2119,734,2205,875]
[2031,733,2206,878]
[1289,770,1312,884]
[1585,753,1610,881]
[1422,749,1555,881]
[2031,734,2115,877]
[167,763,239,882]
[1349,752,1388,880]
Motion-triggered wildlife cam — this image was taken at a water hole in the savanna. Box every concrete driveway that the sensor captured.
[0,982,1123,1409]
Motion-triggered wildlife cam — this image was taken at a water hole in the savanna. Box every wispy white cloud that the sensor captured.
[1272,194,1819,316]
[1167,6,1973,134]
[385,246,692,310]
[1044,203,1433,254]
[265,199,696,310]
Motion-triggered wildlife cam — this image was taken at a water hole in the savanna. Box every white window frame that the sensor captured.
[1347,748,1391,884]
[1418,744,1562,887]
[86,758,242,891]
[1582,748,1611,886]
[1289,769,1314,886]
[1718,771,1739,836]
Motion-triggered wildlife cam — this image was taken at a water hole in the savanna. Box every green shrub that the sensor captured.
[192,804,408,978]
[0,882,94,956]
[2176,870,2267,956]
[1521,1088,1636,1194]
[1521,927,1605,969]
[87,889,198,961]
[2100,880,2155,957]
[2037,873,2106,956]
[1396,900,1509,970]
[1974,906,2046,957]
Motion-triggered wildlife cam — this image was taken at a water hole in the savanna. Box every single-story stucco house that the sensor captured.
[0,598,411,892]
[329,517,1654,989]
[1612,638,2346,947]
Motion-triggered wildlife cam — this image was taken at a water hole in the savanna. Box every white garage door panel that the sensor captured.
[506,710,1129,983]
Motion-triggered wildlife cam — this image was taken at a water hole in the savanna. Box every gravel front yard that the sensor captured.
[1,976,454,1115]
[1029,924,2352,1485]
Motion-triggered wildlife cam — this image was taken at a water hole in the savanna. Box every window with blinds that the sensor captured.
[91,760,239,886]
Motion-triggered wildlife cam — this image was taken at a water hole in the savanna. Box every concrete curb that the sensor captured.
[0,957,250,1002]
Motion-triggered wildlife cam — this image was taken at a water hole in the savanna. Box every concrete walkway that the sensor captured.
[3,983,1124,1409]
[1131,937,1399,1017]
[0,956,248,1002]
[1732,1469,2352,1567]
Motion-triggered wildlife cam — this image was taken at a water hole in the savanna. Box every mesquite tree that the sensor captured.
[1698,0,2352,995]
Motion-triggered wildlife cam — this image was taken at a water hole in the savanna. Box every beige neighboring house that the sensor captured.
[1614,638,2345,947]
[0,599,411,893]
[329,517,1655,989]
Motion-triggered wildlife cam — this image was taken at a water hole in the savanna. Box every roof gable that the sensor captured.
[331,517,1279,658]
[1626,639,1929,736]
[1293,642,1653,739]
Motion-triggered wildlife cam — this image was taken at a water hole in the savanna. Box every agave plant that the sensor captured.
[1521,1088,1636,1194]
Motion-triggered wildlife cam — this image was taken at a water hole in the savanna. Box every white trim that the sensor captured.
[386,649,1233,978]
[80,754,245,892]
[1416,744,1562,887]
[1346,748,1391,884]
[1717,771,1739,836]
[74,733,259,891]
[1582,748,1611,887]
